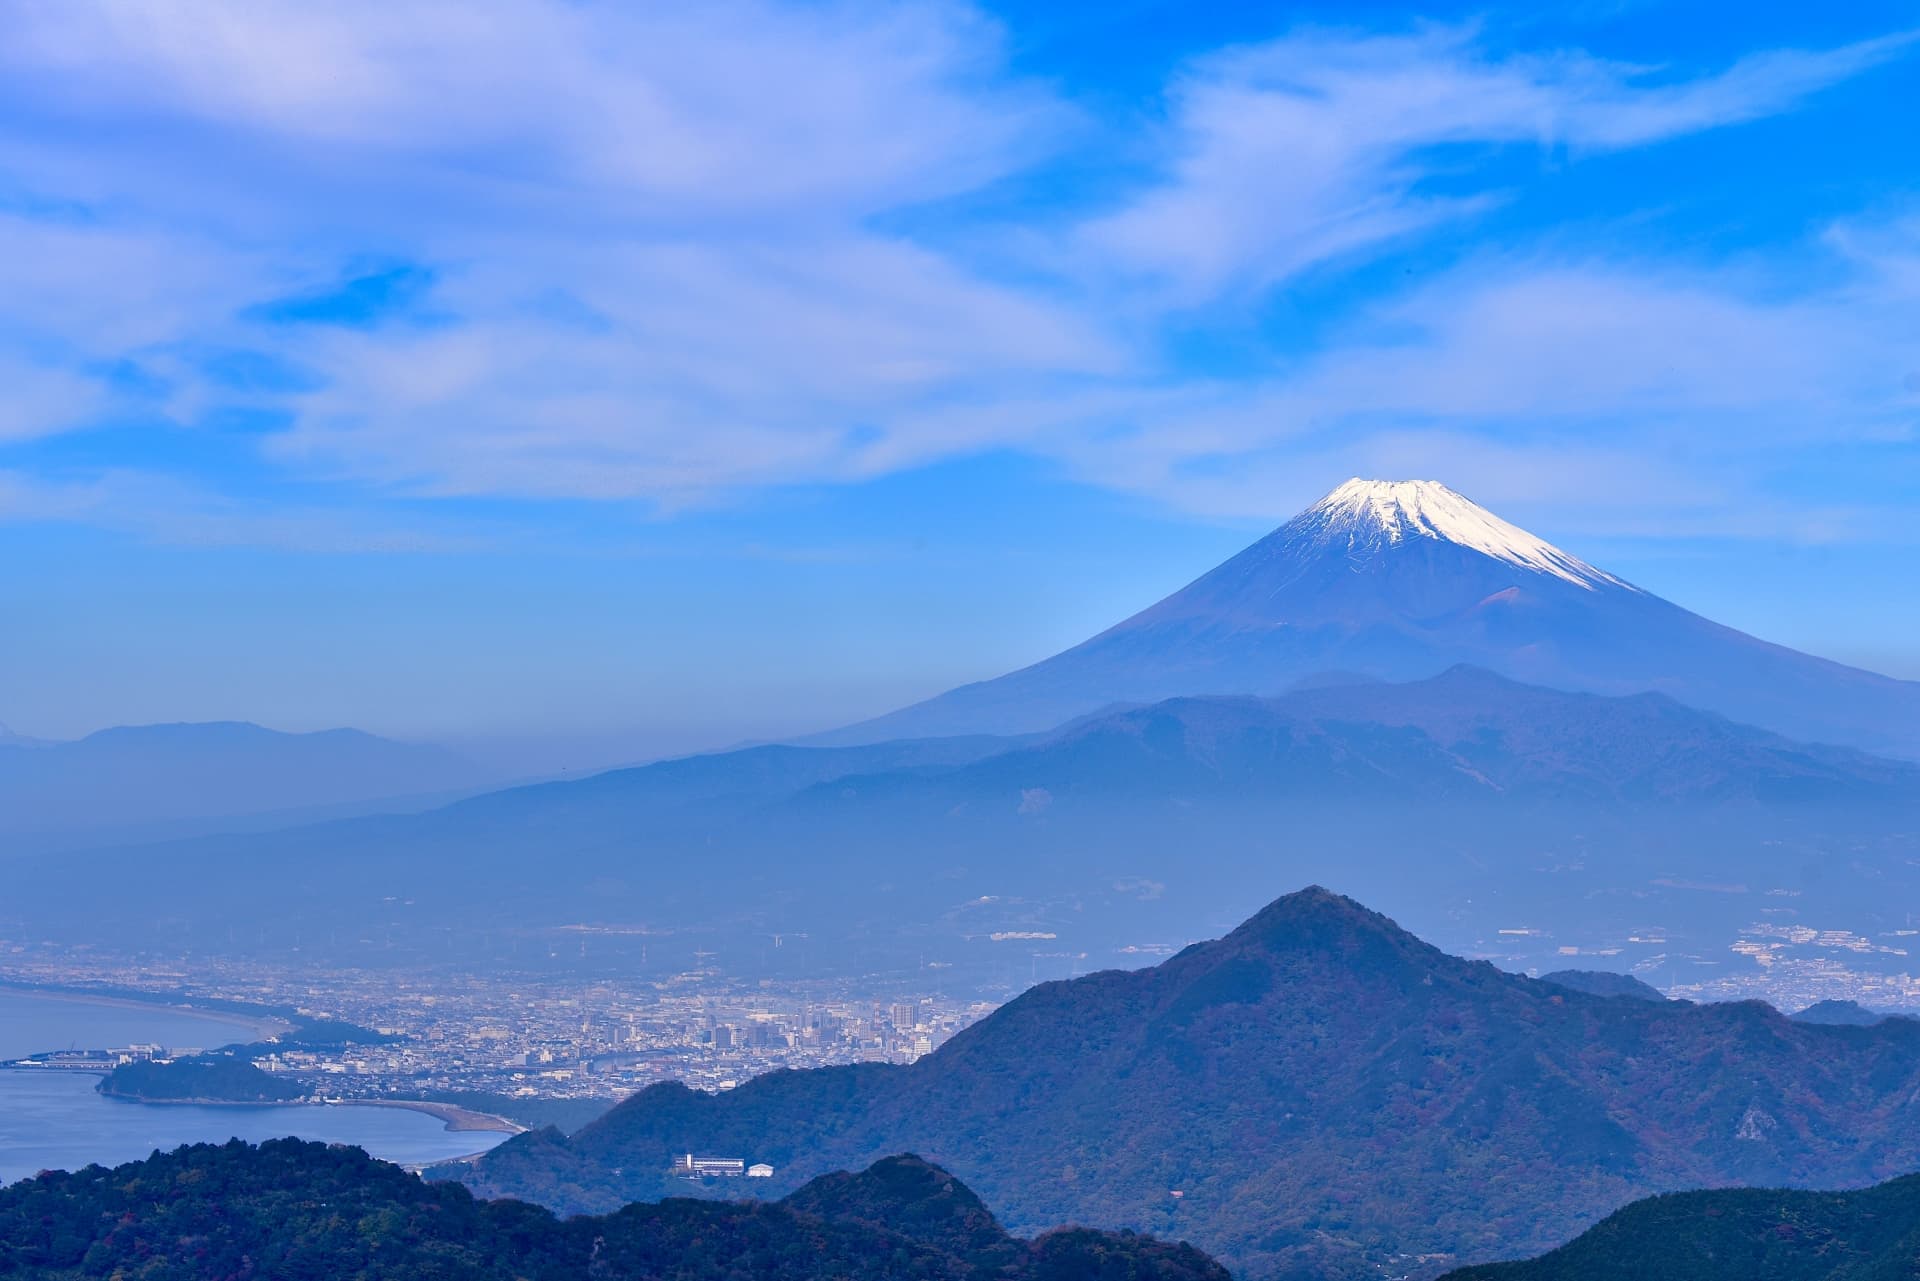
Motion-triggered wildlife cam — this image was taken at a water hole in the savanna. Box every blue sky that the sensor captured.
[0,0,1916,767]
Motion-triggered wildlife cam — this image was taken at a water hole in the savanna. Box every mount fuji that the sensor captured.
[823,479,1920,759]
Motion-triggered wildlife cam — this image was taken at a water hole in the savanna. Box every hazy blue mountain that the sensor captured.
[1442,1173,1920,1280]
[438,733,1026,827]
[793,666,1920,813]
[460,888,1920,1281]
[0,721,487,851]
[4,670,1916,980]
[820,479,1920,760]
[1540,971,1671,1002]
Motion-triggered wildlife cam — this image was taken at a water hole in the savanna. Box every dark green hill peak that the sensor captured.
[786,1154,1008,1260]
[1226,885,1383,941]
[1441,1170,1920,1280]
[1218,885,1456,973]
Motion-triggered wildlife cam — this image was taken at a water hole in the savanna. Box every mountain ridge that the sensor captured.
[460,886,1920,1280]
[789,666,1920,812]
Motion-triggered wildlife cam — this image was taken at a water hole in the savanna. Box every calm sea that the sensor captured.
[0,987,272,1061]
[0,989,504,1186]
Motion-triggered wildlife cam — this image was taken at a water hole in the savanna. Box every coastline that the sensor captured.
[0,1071,514,1183]
[0,983,292,1042]
[336,1099,527,1135]
[84,1087,525,1136]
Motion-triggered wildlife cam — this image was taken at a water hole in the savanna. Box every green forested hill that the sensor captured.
[1442,1174,1920,1280]
[98,1054,303,1102]
[462,888,1920,1280]
[0,1138,1227,1281]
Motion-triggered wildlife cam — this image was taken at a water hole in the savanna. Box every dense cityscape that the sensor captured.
[0,945,999,1113]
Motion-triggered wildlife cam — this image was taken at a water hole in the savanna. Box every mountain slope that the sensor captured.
[0,721,485,849]
[1442,1174,1920,1280]
[0,1139,1227,1281]
[822,479,1920,759]
[461,889,1920,1281]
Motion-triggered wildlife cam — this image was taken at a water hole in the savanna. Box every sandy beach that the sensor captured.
[332,1098,526,1135]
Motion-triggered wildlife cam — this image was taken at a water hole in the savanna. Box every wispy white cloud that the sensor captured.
[1557,34,1919,147]
[0,356,106,443]
[0,0,1048,218]
[1078,25,1915,301]
[0,0,1107,511]
[1042,223,1920,534]
[260,235,1118,502]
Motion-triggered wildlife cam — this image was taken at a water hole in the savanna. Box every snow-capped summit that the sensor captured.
[1295,479,1630,591]
[816,478,1920,759]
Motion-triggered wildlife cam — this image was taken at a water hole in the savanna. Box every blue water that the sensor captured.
[0,991,504,1185]
[0,987,269,1061]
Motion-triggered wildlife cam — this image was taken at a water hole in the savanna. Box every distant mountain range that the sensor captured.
[821,479,1920,760]
[0,720,490,852]
[1442,1172,1920,1280]
[7,668,1916,977]
[794,664,1920,812]
[0,1139,1227,1281]
[459,888,1920,1280]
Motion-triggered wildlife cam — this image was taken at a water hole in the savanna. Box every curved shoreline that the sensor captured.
[335,1099,526,1135]
[87,1088,524,1135]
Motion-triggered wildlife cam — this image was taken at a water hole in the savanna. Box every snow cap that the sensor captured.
[1301,479,1630,591]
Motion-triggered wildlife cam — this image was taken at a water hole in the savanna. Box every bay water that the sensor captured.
[0,988,504,1186]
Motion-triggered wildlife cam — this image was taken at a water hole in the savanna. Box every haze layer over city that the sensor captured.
[2,4,1918,1281]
